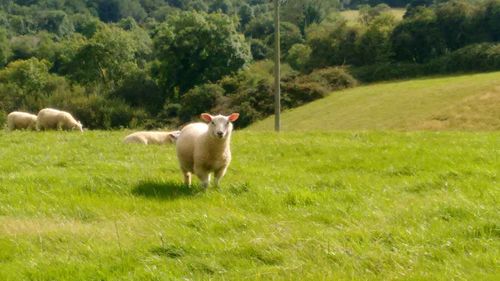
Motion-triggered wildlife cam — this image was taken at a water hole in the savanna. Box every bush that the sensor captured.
[0,109,6,127]
[286,43,311,72]
[282,79,329,107]
[350,62,427,82]
[179,83,225,122]
[48,90,139,129]
[432,43,500,72]
[307,67,358,90]
[351,43,500,83]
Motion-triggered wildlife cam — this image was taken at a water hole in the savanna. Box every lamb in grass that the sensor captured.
[175,113,239,188]
[36,108,83,132]
[7,111,38,130]
[123,131,180,145]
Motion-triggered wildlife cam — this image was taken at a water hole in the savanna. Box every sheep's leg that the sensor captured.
[183,171,192,186]
[214,166,228,187]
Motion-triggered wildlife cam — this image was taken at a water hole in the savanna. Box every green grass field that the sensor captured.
[0,130,498,280]
[250,72,500,131]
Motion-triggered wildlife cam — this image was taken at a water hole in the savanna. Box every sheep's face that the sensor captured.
[201,113,239,139]
[74,121,83,132]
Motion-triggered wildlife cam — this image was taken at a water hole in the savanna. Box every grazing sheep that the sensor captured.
[7,111,37,130]
[176,113,239,188]
[36,108,83,132]
[123,131,180,145]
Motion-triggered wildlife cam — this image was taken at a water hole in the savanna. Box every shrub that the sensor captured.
[282,79,329,107]
[307,67,358,90]
[286,43,312,72]
[0,109,6,127]
[48,90,138,129]
[179,83,225,122]
[350,62,427,82]
[433,43,500,72]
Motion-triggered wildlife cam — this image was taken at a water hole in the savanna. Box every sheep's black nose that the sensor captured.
[217,131,224,137]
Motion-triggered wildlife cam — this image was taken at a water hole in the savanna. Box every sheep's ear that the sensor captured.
[200,113,212,123]
[228,113,239,122]
[169,131,180,141]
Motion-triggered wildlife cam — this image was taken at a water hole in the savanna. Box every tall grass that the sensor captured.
[0,130,498,280]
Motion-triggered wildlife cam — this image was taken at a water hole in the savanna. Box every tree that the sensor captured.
[483,0,500,41]
[35,10,75,37]
[65,25,138,90]
[209,0,232,14]
[238,3,254,28]
[281,0,340,34]
[0,27,11,66]
[97,0,146,23]
[390,7,446,63]
[435,0,475,51]
[0,58,54,111]
[358,3,391,25]
[357,13,396,65]
[154,11,251,100]
[286,43,311,71]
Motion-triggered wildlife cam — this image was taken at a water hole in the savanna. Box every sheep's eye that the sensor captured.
[211,121,215,125]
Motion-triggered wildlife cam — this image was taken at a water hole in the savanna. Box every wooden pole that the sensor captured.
[274,0,281,132]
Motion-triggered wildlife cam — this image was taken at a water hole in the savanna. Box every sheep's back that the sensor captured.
[176,123,208,170]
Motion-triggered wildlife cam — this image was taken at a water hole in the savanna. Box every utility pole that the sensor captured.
[273,0,281,132]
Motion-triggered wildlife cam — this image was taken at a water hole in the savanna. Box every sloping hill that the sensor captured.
[249,72,500,131]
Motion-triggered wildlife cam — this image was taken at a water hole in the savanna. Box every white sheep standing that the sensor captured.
[36,108,83,132]
[123,131,180,145]
[7,111,38,130]
[176,113,239,188]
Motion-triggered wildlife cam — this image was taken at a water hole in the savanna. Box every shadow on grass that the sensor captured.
[132,180,204,200]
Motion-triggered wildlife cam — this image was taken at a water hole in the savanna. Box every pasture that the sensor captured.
[250,72,500,131]
[0,130,498,280]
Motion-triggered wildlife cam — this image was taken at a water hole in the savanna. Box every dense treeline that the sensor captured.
[0,0,499,129]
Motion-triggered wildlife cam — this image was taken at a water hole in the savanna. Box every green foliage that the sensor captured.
[281,0,340,33]
[306,16,363,68]
[390,7,446,63]
[358,3,391,24]
[483,0,500,41]
[96,0,147,23]
[0,58,53,111]
[111,67,163,114]
[357,13,396,65]
[307,67,358,90]
[352,43,500,82]
[431,43,500,73]
[71,13,101,38]
[179,83,225,122]
[286,43,312,71]
[154,11,251,98]
[434,0,477,50]
[35,10,74,37]
[65,25,139,89]
[0,27,11,66]
[238,3,254,28]
[249,38,271,60]
[45,85,146,129]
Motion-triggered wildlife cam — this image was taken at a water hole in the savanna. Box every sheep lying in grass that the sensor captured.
[123,131,180,145]
[7,111,38,130]
[36,108,83,132]
[176,113,239,188]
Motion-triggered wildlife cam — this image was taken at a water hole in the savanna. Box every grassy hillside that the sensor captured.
[340,8,406,22]
[250,72,500,131]
[0,131,498,280]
